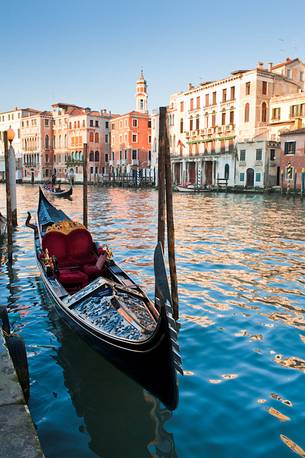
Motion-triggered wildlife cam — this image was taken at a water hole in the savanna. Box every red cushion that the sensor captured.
[67,229,93,258]
[42,231,67,261]
[58,269,88,288]
[83,264,100,279]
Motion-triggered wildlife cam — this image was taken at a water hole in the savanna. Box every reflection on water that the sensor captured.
[2,184,305,456]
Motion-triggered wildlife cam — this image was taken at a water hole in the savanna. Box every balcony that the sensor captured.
[131,159,139,166]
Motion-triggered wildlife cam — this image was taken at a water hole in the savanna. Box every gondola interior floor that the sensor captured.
[72,288,155,340]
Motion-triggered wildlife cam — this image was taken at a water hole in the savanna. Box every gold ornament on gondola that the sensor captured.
[46,220,86,235]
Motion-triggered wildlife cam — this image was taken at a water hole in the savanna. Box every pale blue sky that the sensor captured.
[1,0,305,114]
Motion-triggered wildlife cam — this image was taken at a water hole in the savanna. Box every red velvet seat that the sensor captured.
[67,229,95,259]
[42,231,67,265]
[58,269,88,291]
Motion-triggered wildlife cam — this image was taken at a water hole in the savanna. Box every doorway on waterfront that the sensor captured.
[224,164,229,181]
[246,168,254,187]
[205,161,213,185]
[188,162,196,184]
[277,166,280,186]
[31,170,34,184]
[174,163,181,184]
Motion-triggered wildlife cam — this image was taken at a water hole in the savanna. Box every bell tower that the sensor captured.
[135,70,148,113]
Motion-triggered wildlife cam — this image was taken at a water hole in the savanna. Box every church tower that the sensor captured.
[135,70,148,113]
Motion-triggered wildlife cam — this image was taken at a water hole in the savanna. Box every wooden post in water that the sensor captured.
[163,108,179,320]
[302,169,305,198]
[158,107,166,250]
[83,143,88,228]
[294,171,297,196]
[4,131,13,247]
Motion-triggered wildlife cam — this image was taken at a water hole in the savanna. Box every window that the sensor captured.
[221,110,226,126]
[95,151,99,162]
[261,102,267,123]
[180,118,184,133]
[262,81,267,95]
[105,153,109,162]
[224,164,229,179]
[244,103,250,122]
[90,120,94,127]
[256,173,261,182]
[45,119,49,127]
[190,118,193,131]
[105,121,109,129]
[196,116,199,130]
[89,151,94,161]
[240,173,245,182]
[230,86,235,100]
[148,150,151,161]
[246,82,251,95]
[230,110,234,125]
[148,135,151,143]
[256,149,262,161]
[212,92,217,105]
[132,119,138,127]
[132,134,137,142]
[148,120,151,128]
[90,167,94,174]
[196,96,200,109]
[45,135,49,149]
[240,150,246,161]
[287,69,292,79]
[212,111,216,127]
[89,132,94,142]
[284,142,296,155]
[272,107,281,120]
[105,134,108,143]
[95,132,99,143]
[83,120,85,127]
[132,150,137,160]
[180,101,184,112]
[95,120,99,127]
[205,94,209,106]
[270,149,276,161]
[300,71,304,82]
[190,98,194,111]
[222,89,227,102]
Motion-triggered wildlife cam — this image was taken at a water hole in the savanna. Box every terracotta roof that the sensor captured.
[272,58,299,70]
[280,127,305,136]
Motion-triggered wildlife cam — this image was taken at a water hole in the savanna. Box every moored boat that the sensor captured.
[0,212,6,237]
[176,185,209,193]
[41,184,73,198]
[28,189,182,410]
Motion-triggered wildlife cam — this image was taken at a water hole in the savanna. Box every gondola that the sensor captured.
[0,212,6,237]
[27,189,182,410]
[41,184,73,198]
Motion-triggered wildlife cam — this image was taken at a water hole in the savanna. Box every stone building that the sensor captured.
[279,128,305,189]
[110,72,152,179]
[168,58,304,188]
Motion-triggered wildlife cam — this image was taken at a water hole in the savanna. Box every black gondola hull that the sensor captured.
[38,261,178,410]
[42,185,73,198]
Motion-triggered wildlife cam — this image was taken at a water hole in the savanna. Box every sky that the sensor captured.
[0,0,305,114]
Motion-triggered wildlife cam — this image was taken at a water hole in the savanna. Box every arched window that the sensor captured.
[89,151,94,161]
[95,151,99,162]
[45,135,49,149]
[262,102,267,123]
[89,132,94,142]
[95,132,99,143]
[244,103,250,122]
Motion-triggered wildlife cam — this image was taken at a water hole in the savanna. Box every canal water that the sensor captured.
[1,184,305,458]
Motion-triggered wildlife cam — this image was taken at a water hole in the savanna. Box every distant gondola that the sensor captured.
[41,184,73,198]
[28,189,182,410]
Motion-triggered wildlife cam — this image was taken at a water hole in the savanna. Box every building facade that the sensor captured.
[280,128,305,189]
[167,59,304,188]
[110,72,152,179]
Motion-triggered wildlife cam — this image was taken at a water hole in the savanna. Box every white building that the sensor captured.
[168,59,304,188]
[0,107,40,181]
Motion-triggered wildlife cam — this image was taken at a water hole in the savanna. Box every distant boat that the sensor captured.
[41,185,73,198]
[28,189,182,410]
[176,185,208,193]
[0,213,6,237]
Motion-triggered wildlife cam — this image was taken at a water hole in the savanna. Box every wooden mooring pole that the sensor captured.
[158,106,179,320]
[4,131,13,248]
[83,143,88,228]
[158,108,166,250]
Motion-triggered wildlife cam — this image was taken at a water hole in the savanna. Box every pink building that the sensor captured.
[280,127,305,189]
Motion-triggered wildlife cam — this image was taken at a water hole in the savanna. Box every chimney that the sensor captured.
[268,62,273,72]
[257,62,264,70]
[188,83,193,91]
